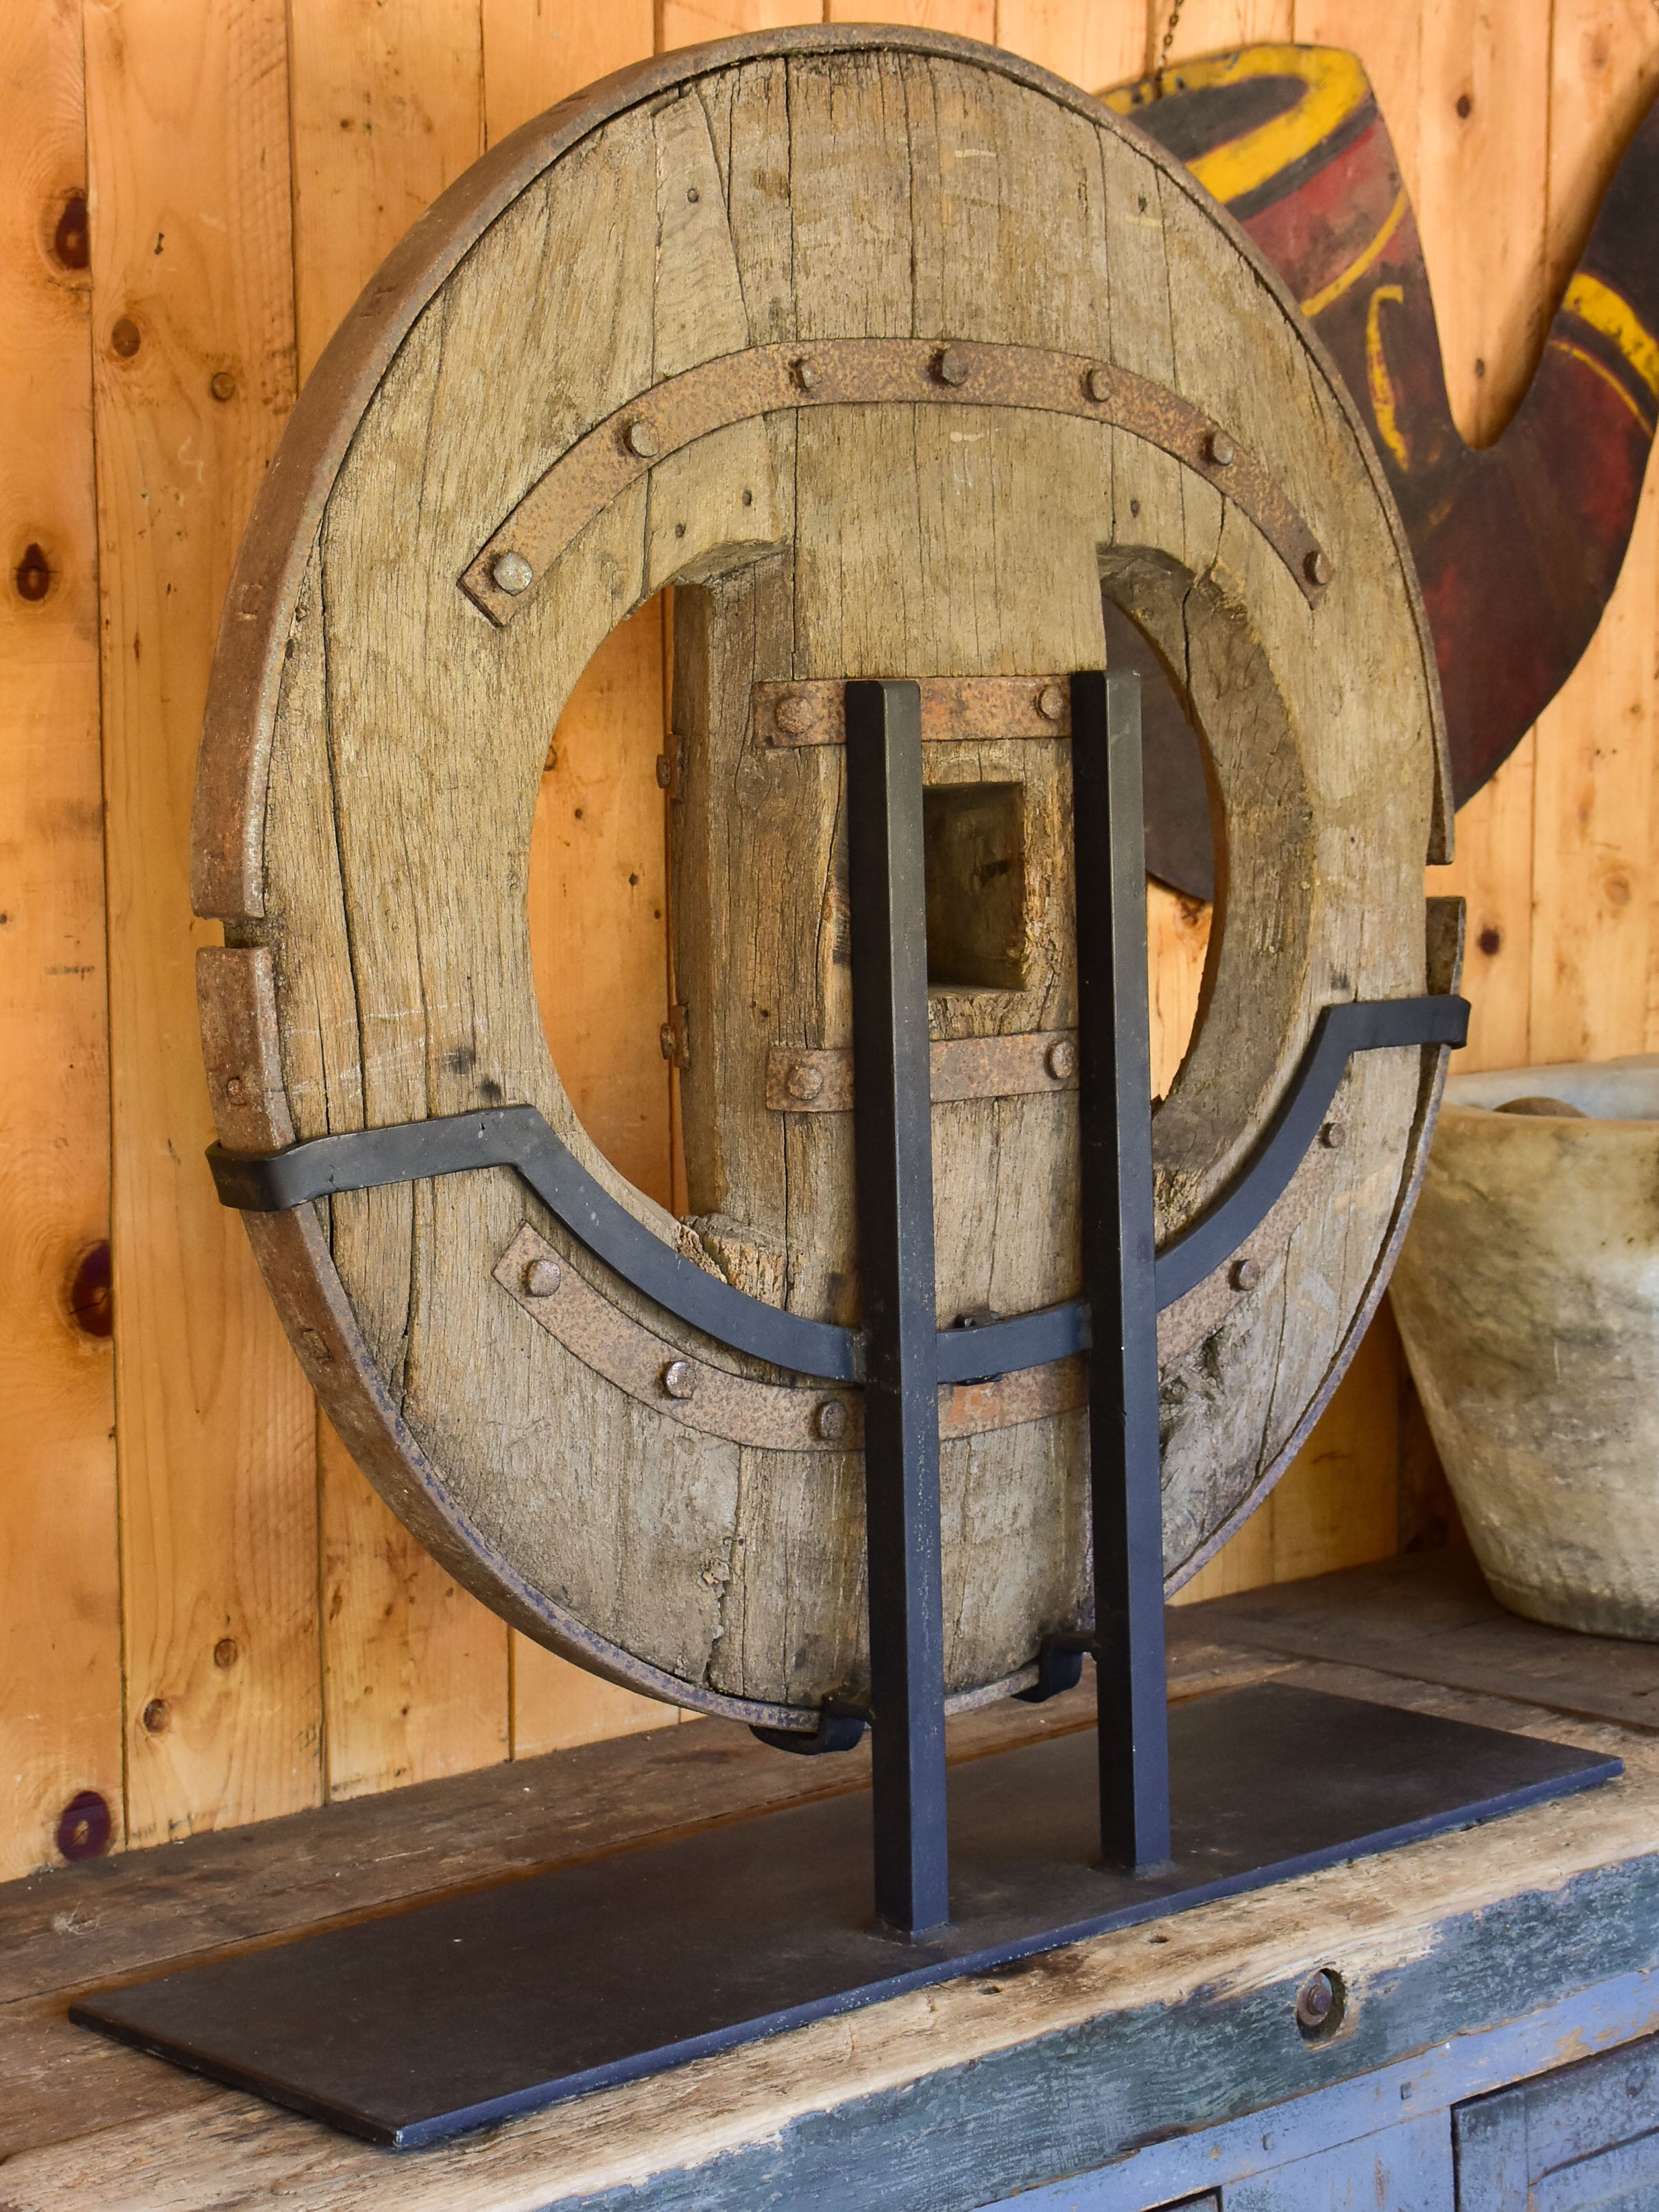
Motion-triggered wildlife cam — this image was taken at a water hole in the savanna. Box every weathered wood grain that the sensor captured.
[3,1648,1656,2206]
[287,0,512,1807]
[519,597,686,1753]
[0,0,122,1882]
[86,0,319,1846]
[204,34,1444,1724]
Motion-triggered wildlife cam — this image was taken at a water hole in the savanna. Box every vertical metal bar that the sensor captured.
[1071,669,1172,1872]
[844,677,951,1941]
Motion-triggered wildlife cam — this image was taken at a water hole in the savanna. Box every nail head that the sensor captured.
[142,1698,169,1735]
[815,1398,849,1442]
[785,1060,825,1103]
[793,357,818,392]
[210,370,237,402]
[624,419,660,459]
[1206,429,1236,466]
[1231,1257,1261,1293]
[662,1358,697,1401]
[213,1637,239,1669]
[774,691,819,737]
[1046,1037,1077,1081]
[1320,1121,1346,1150]
[492,550,534,595]
[1085,364,1112,403]
[934,346,970,387]
[1295,1969,1345,2039]
[1036,682,1066,723]
[524,1256,562,1298]
[1305,548,1333,586]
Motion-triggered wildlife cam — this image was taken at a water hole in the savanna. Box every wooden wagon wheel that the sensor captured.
[192,25,1455,1733]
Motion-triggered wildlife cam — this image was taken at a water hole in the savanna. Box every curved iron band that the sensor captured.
[1151,992,1469,1309]
[209,1106,863,1383]
[206,992,1466,1388]
[457,338,1328,626]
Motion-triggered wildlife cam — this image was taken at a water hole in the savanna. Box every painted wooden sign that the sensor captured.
[1114,43,1659,809]
[191,27,1451,1735]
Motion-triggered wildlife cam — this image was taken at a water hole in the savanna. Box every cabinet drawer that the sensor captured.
[1455,2034,1659,2209]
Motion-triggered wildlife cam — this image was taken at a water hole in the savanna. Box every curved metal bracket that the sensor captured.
[206,990,1467,1388]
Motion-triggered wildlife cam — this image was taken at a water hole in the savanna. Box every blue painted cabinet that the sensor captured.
[1453,2034,1659,2211]
[992,2020,1659,2212]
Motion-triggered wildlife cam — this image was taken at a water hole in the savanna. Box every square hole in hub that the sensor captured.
[923,781,1027,990]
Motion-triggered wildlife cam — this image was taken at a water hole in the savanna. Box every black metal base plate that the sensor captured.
[72,1683,1619,2149]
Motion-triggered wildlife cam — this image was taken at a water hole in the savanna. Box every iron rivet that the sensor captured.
[624,419,660,460]
[1305,547,1332,586]
[524,1256,562,1299]
[142,1698,169,1735]
[1231,1257,1261,1293]
[785,1060,825,1104]
[492,550,534,595]
[687,187,700,203]
[774,690,819,737]
[224,1076,243,1097]
[1295,1968,1344,2038]
[210,370,237,403]
[659,1023,676,1062]
[1046,1037,1077,1081]
[213,1637,239,1669]
[1036,682,1066,723]
[1320,1121,1345,1150]
[1206,429,1236,466]
[793,357,818,392]
[815,1398,849,1442]
[1085,364,1112,403]
[662,1358,697,1401]
[656,753,673,788]
[934,346,970,387]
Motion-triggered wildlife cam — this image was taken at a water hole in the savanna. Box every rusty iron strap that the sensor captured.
[495,1222,1086,1453]
[767,1031,1077,1113]
[459,340,1328,625]
[753,676,1073,747]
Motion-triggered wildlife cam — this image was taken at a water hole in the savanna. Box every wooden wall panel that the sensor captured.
[483,0,654,132]
[86,0,318,1846]
[660,0,821,52]
[0,0,123,1882]
[286,0,511,1807]
[1529,0,1659,1070]
[7,0,1659,1871]
[994,0,1144,85]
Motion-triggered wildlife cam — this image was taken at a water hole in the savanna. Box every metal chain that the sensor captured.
[1156,0,1185,76]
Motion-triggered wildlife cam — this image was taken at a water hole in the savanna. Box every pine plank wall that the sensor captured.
[2,0,1655,1880]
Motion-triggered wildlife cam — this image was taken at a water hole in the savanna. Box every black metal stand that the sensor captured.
[844,680,951,1940]
[73,672,1621,2150]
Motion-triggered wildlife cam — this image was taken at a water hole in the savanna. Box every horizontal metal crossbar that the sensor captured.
[206,991,1467,1388]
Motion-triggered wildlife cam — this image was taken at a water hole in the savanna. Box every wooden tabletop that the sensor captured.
[4,1549,1656,2211]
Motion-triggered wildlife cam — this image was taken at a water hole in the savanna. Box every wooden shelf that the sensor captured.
[3,1551,1654,2208]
